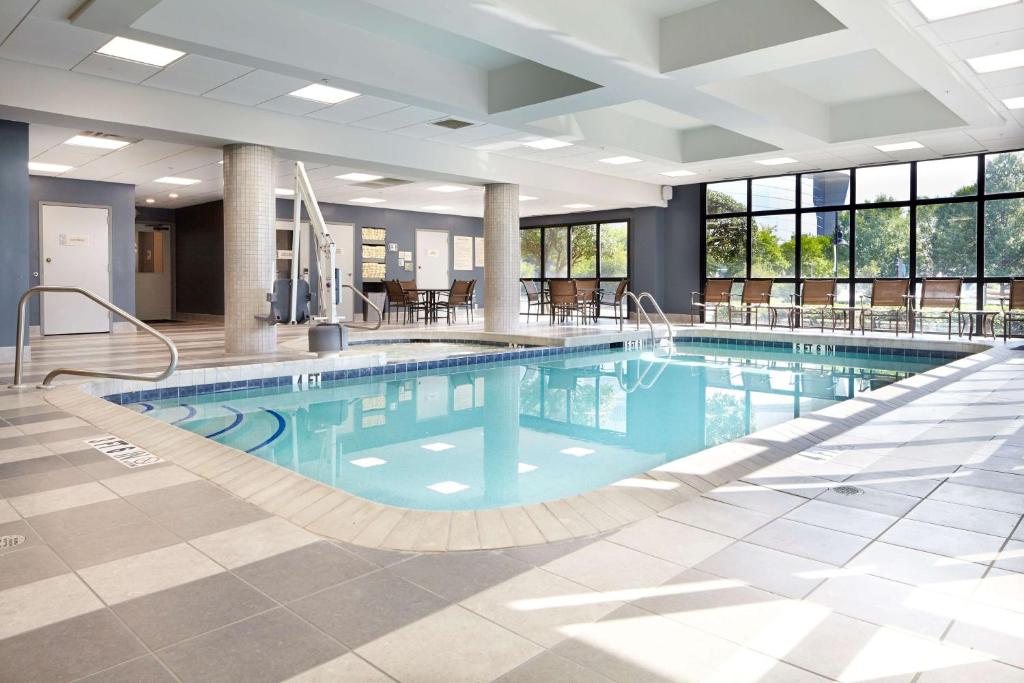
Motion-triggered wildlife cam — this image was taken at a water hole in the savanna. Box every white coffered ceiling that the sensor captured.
[2,0,1023,214]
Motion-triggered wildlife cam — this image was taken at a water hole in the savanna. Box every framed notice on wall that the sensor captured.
[474,237,485,267]
[453,235,473,271]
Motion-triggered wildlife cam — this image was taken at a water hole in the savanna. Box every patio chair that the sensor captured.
[794,279,838,331]
[574,278,600,322]
[913,278,962,339]
[598,280,629,324]
[398,279,429,322]
[433,280,473,324]
[548,279,580,324]
[859,279,911,335]
[729,279,774,328]
[383,279,412,324]
[691,279,734,326]
[1000,278,1024,341]
[521,279,547,321]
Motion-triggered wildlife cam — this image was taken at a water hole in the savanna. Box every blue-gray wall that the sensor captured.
[520,185,701,314]
[0,120,29,351]
[28,177,136,325]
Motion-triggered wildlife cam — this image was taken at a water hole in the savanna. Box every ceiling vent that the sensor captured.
[352,178,414,189]
[432,118,475,130]
[79,131,136,144]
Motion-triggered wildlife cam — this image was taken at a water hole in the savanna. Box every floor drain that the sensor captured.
[831,485,864,496]
[0,535,25,550]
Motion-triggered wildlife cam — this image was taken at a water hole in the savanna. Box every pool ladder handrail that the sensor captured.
[340,284,382,331]
[619,291,675,355]
[10,285,178,389]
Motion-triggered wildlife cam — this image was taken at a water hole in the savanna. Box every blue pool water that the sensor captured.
[138,343,941,510]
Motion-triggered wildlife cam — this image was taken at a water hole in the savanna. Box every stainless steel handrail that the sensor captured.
[619,290,675,355]
[340,284,382,331]
[11,286,178,388]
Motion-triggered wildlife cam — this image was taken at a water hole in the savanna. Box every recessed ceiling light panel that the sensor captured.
[28,161,73,173]
[422,205,453,211]
[599,156,642,165]
[519,195,538,201]
[429,185,468,193]
[145,198,155,204]
[155,176,200,185]
[967,48,1024,73]
[660,169,695,177]
[524,138,573,150]
[910,0,1016,21]
[1003,96,1024,109]
[274,188,295,196]
[754,157,798,166]
[96,36,184,67]
[563,203,594,209]
[289,83,360,104]
[168,193,178,198]
[64,134,131,150]
[875,141,924,152]
[336,172,383,182]
[350,197,385,204]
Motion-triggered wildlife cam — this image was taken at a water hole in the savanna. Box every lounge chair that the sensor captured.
[913,278,962,339]
[859,279,911,335]
[691,279,733,326]
[433,280,473,324]
[521,279,547,321]
[1000,278,1024,341]
[598,280,629,324]
[548,279,579,324]
[778,279,837,331]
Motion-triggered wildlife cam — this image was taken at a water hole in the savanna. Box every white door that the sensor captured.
[135,224,172,321]
[40,204,111,335]
[328,223,355,322]
[416,229,449,289]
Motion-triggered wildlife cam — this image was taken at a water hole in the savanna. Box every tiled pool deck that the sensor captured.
[0,322,1022,681]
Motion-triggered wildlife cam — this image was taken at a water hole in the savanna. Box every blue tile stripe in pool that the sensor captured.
[101,342,612,405]
[673,336,966,360]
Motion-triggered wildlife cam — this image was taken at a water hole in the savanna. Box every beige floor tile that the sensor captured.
[659,497,773,538]
[0,573,103,639]
[908,499,1021,538]
[705,483,805,516]
[191,516,319,568]
[101,465,199,497]
[461,567,623,648]
[544,540,681,592]
[8,481,118,518]
[78,543,223,604]
[880,518,1005,562]
[0,500,18,524]
[945,600,1024,669]
[357,605,542,682]
[281,653,392,682]
[973,568,1024,614]
[916,659,1024,683]
[608,516,733,568]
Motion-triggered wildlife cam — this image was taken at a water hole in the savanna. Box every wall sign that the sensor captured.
[474,237,485,267]
[60,234,89,246]
[85,435,164,468]
[453,235,473,271]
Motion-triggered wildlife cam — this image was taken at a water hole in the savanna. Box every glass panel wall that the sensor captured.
[519,220,631,317]
[701,149,1024,315]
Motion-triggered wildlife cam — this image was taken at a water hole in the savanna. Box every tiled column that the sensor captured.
[223,144,276,354]
[483,182,520,334]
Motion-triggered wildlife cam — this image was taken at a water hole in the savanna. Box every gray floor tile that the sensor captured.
[930,481,1024,514]
[151,496,270,540]
[955,468,1024,495]
[0,466,94,497]
[234,541,376,603]
[0,405,63,421]
[0,454,72,480]
[114,572,275,649]
[994,539,1024,573]
[0,609,146,682]
[27,498,142,543]
[77,655,177,683]
[815,484,920,517]
[0,519,42,556]
[0,434,42,451]
[158,608,345,683]
[501,535,603,566]
[389,548,531,601]
[496,650,614,682]
[29,425,104,443]
[744,518,871,565]
[907,498,1021,538]
[338,542,418,568]
[290,569,448,648]
[3,410,72,426]
[0,544,68,592]
[48,518,181,569]
[694,541,833,599]
[124,479,231,516]
[783,499,897,538]
[880,518,1005,560]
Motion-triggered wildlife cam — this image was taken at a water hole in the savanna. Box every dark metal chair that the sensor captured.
[548,279,579,324]
[433,280,473,324]
[521,279,546,321]
[1000,278,1024,341]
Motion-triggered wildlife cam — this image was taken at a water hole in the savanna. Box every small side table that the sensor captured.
[957,310,998,340]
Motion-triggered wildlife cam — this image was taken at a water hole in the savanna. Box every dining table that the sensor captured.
[404,287,450,324]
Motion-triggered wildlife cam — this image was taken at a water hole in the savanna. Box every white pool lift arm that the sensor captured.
[291,161,338,324]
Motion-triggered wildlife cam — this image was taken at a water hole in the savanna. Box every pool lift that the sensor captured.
[284,161,381,355]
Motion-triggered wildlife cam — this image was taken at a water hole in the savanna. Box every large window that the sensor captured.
[519,220,630,317]
[701,149,1024,311]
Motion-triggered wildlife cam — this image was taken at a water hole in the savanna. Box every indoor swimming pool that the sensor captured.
[132,341,947,511]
